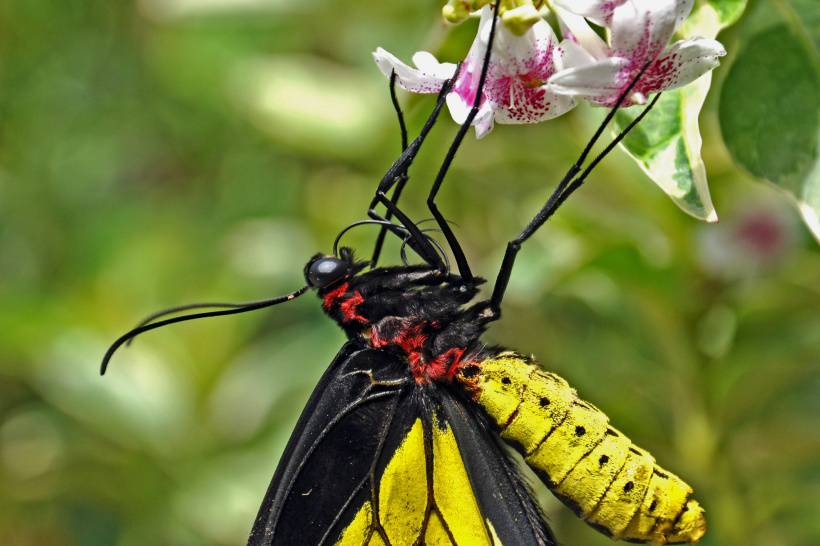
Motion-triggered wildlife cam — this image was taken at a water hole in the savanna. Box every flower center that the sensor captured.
[519,73,545,89]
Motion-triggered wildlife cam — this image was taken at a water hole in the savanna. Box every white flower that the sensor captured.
[373,6,575,138]
[548,0,726,107]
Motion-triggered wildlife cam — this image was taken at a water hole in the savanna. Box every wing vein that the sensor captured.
[271,388,403,537]
[316,473,371,546]
[370,391,404,545]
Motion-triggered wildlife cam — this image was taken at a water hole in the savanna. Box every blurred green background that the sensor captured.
[1,0,818,545]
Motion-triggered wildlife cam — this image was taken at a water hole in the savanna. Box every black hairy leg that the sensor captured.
[489,63,663,313]
[423,2,501,282]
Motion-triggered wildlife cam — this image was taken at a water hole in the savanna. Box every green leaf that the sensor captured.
[705,0,747,28]
[719,9,820,242]
[616,78,718,221]
[615,0,748,222]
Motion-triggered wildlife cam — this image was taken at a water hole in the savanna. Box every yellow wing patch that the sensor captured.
[336,417,496,546]
[336,501,373,546]
[424,511,453,545]
[432,415,494,544]
[378,419,428,544]
[459,352,706,544]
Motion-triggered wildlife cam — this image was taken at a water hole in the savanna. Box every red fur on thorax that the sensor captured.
[322,282,367,324]
[419,347,466,383]
[340,291,367,323]
[322,282,349,310]
[369,320,467,384]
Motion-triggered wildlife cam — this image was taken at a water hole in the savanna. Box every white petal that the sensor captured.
[498,18,558,69]
[553,5,610,60]
[548,57,629,101]
[446,90,472,125]
[553,0,627,26]
[670,0,695,32]
[610,0,692,60]
[445,90,498,138]
[469,4,495,49]
[609,1,650,56]
[645,38,726,92]
[372,47,454,94]
[411,51,458,80]
[449,4,491,106]
[640,0,694,49]
[473,104,496,139]
[556,39,597,71]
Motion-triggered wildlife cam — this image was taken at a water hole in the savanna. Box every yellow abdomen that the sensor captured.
[458,352,706,544]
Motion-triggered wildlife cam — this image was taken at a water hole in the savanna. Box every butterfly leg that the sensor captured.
[369,69,459,267]
[370,71,411,267]
[368,194,447,270]
[423,3,501,282]
[489,64,662,314]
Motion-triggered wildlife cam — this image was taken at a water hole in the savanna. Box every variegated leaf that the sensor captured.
[614,0,749,222]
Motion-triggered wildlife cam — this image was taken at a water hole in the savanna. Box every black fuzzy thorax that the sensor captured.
[317,265,496,382]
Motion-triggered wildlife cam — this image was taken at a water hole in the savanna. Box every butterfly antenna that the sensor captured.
[333,219,410,256]
[400,228,450,270]
[100,286,309,375]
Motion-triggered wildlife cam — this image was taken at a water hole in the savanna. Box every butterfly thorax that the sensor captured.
[317,265,494,384]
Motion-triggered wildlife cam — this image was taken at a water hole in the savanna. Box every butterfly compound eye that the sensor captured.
[306,256,350,288]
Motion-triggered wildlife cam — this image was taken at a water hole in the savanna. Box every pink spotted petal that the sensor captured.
[639,38,726,94]
[610,0,693,63]
[488,24,577,125]
[493,86,575,125]
[450,6,493,111]
[449,6,580,137]
[485,18,560,104]
[445,85,497,138]
[497,17,559,69]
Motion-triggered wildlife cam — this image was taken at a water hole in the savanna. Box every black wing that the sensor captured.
[247,342,410,545]
[439,390,557,546]
[248,341,556,545]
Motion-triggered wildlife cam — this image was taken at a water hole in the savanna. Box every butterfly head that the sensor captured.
[304,247,368,290]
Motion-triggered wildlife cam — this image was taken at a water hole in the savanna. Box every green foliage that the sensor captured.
[0,1,818,546]
[705,0,749,27]
[616,82,717,221]
[719,0,820,241]
[720,26,818,194]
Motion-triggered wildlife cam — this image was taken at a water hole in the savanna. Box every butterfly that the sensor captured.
[102,6,705,546]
